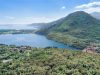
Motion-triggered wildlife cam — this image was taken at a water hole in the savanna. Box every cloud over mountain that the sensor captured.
[75,1,100,13]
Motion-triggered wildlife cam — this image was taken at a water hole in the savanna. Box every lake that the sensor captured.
[0,34,76,50]
[0,25,76,50]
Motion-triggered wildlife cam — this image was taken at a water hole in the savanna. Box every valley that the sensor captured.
[0,11,100,75]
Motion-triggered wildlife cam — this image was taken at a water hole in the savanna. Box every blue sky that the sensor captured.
[0,0,100,24]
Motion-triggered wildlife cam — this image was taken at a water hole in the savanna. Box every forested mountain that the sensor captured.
[38,11,100,49]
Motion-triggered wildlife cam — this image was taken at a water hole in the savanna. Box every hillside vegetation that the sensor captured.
[38,11,100,49]
[0,45,100,75]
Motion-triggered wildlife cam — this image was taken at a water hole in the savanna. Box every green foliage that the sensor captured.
[0,45,100,75]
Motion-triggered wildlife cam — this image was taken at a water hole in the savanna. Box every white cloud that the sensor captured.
[83,7,100,13]
[75,2,100,9]
[61,6,66,9]
[75,1,100,13]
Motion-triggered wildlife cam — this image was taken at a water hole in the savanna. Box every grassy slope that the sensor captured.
[0,45,100,75]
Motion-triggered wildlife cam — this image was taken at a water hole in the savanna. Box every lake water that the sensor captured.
[0,34,76,50]
[0,25,76,50]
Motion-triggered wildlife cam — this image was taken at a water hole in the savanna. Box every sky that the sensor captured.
[0,0,100,24]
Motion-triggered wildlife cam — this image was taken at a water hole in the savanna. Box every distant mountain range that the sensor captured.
[36,11,100,49]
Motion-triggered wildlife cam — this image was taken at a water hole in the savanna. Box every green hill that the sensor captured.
[39,11,100,49]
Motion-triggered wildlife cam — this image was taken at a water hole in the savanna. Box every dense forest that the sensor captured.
[0,45,100,75]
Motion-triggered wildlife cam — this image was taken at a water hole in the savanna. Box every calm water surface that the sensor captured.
[0,34,76,50]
